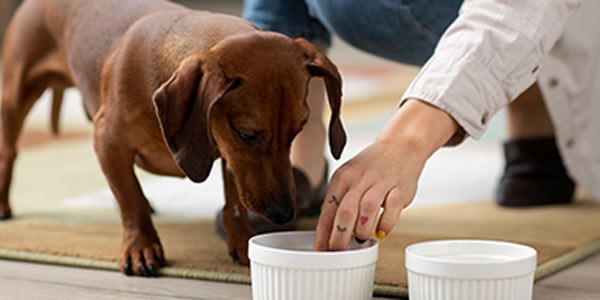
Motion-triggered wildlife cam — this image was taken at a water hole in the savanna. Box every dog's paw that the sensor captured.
[0,204,12,220]
[120,240,166,277]
[228,243,250,266]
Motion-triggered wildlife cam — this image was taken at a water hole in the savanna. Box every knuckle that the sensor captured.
[387,200,404,211]
[330,172,345,187]
[386,194,406,211]
[332,164,354,182]
[337,207,355,221]
[360,198,380,215]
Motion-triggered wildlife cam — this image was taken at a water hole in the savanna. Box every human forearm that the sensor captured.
[377,99,460,160]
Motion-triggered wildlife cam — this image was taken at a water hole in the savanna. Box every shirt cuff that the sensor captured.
[400,46,509,145]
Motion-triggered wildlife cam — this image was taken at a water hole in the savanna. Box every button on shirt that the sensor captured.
[401,0,600,199]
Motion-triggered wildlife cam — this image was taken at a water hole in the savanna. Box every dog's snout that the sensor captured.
[266,198,295,225]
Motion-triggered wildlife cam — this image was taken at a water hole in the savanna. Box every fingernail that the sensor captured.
[376,230,387,239]
[355,237,366,244]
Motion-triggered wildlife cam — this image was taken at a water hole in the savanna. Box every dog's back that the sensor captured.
[3,0,255,120]
[3,0,185,114]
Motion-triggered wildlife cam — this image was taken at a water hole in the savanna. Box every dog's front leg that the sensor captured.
[221,159,254,266]
[93,113,165,276]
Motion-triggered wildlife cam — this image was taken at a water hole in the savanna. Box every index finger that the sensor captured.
[313,192,341,251]
[313,177,347,251]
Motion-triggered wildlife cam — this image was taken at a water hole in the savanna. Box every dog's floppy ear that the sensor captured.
[153,54,235,182]
[295,38,347,159]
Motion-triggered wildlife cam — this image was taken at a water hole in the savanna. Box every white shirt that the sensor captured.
[401,0,600,199]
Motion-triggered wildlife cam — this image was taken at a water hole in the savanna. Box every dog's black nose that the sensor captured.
[266,202,295,225]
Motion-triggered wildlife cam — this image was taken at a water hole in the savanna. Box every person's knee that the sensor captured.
[307,0,458,65]
[243,0,331,47]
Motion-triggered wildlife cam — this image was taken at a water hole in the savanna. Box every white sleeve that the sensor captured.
[400,0,583,143]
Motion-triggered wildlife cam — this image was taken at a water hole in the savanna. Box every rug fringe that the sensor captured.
[535,237,600,281]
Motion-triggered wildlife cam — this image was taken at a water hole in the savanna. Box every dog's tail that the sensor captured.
[50,86,64,135]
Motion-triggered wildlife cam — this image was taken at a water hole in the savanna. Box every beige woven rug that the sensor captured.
[0,130,599,298]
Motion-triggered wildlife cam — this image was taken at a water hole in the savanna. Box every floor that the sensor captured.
[1,1,599,299]
[1,252,599,300]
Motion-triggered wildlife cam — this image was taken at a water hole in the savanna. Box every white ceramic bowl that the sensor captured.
[405,239,537,300]
[249,231,378,300]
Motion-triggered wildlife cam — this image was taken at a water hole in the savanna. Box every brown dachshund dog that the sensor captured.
[0,0,346,276]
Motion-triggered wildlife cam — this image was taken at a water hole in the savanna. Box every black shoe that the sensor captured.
[496,137,575,207]
[216,162,328,239]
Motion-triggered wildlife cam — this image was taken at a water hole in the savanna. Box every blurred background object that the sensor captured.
[0,0,21,48]
[1,1,241,49]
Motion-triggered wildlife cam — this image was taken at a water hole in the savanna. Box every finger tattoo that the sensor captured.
[336,225,347,233]
[329,195,341,206]
[359,216,368,225]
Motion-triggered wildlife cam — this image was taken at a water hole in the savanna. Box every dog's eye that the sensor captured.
[235,129,259,145]
[229,78,242,90]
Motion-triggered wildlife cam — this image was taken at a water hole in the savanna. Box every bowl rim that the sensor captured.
[405,239,537,279]
[249,231,378,269]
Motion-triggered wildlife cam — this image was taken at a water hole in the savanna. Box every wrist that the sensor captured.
[377,99,459,159]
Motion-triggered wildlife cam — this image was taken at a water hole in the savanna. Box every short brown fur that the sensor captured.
[0,0,346,276]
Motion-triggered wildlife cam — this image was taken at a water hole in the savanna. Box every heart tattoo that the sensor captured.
[359,216,368,225]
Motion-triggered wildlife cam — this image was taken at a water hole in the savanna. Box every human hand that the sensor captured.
[313,138,425,250]
[313,99,459,250]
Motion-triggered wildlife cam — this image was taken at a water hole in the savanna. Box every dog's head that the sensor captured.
[152,32,346,224]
